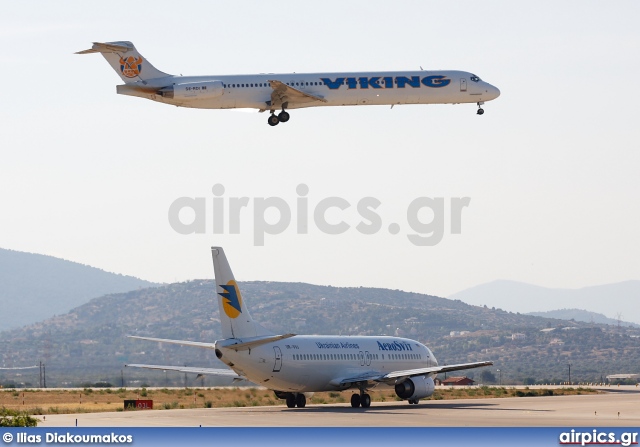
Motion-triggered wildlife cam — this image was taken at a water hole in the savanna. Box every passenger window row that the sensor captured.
[222,81,322,89]
[292,353,423,361]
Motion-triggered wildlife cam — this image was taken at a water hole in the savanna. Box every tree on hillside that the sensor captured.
[480,370,496,384]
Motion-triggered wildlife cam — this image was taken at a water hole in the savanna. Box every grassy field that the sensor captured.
[0,386,598,415]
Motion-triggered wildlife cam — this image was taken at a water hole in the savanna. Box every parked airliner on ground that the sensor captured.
[77,41,500,126]
[126,247,492,408]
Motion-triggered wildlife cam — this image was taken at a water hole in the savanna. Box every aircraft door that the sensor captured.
[358,351,365,366]
[460,78,467,92]
[273,346,282,372]
[365,351,371,366]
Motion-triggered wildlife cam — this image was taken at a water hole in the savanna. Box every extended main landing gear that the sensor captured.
[477,101,485,115]
[350,386,372,408]
[268,109,290,126]
[284,393,306,408]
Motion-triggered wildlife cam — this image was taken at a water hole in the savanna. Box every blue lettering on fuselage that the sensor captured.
[358,77,382,89]
[321,77,345,89]
[376,340,414,351]
[315,341,360,349]
[396,76,420,88]
[321,75,450,90]
[422,75,451,87]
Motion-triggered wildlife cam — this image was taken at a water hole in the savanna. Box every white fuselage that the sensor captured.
[124,246,492,406]
[120,70,500,111]
[216,335,438,392]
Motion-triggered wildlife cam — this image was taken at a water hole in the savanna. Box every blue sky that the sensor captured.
[1,1,638,298]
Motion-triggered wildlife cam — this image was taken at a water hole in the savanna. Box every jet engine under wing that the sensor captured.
[268,80,327,109]
[335,361,493,386]
[125,364,244,380]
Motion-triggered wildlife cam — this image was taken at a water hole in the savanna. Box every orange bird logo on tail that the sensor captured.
[120,56,143,78]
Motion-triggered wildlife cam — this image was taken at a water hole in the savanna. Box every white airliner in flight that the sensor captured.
[77,41,500,126]
[126,247,492,408]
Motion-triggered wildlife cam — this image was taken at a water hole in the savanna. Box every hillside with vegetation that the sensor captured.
[527,309,639,327]
[1,281,639,387]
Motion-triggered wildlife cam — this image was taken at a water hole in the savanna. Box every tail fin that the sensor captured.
[76,41,170,83]
[211,247,273,340]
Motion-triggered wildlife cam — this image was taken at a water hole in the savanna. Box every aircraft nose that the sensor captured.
[487,84,500,100]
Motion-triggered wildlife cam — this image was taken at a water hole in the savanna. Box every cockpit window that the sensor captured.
[470,75,480,83]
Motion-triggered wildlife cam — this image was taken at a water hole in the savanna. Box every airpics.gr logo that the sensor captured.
[119,56,143,78]
[218,280,243,319]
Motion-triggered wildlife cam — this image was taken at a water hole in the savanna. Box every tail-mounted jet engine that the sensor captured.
[158,80,224,99]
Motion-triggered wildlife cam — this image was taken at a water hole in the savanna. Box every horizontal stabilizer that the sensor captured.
[75,42,133,55]
[222,334,296,352]
[127,335,216,350]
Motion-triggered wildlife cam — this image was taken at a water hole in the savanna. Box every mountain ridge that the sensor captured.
[526,308,640,328]
[449,279,640,324]
[1,280,639,387]
[0,248,159,331]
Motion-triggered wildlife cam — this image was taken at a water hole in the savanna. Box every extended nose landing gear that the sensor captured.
[477,101,485,115]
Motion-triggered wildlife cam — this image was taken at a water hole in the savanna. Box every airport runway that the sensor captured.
[39,390,639,427]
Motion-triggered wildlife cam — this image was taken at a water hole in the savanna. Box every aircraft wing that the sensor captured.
[381,361,493,380]
[335,361,493,386]
[268,80,327,109]
[328,371,385,387]
[125,363,244,380]
[0,366,38,370]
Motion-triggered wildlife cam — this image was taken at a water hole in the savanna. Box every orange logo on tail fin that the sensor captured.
[120,56,143,78]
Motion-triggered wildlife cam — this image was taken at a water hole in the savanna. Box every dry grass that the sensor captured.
[0,386,598,415]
